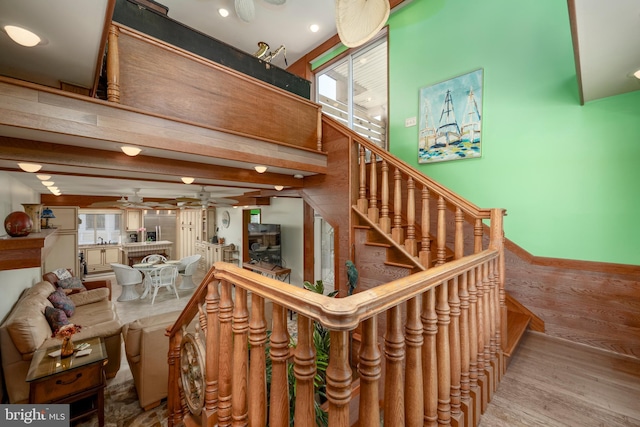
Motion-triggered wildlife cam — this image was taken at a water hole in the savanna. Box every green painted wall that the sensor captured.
[387,0,640,265]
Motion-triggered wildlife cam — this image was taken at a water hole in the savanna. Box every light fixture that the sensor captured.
[274,185,284,191]
[41,181,54,187]
[293,174,303,179]
[634,69,640,79]
[181,177,195,184]
[121,146,141,156]
[18,162,42,173]
[254,165,268,173]
[218,8,229,17]
[4,25,41,47]
[36,174,51,181]
[310,24,319,33]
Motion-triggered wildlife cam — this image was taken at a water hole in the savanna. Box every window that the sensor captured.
[78,210,122,245]
[316,35,388,150]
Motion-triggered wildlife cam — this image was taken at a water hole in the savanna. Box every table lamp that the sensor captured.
[41,207,55,229]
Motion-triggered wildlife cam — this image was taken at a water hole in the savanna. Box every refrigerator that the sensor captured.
[143,210,177,244]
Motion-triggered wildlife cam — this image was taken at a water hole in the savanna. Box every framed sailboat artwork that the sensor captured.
[418,69,483,163]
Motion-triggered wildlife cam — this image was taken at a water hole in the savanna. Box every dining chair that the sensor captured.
[141,254,168,264]
[177,254,202,289]
[110,263,143,301]
[147,265,179,305]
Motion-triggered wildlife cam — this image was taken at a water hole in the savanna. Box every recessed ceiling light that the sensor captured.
[41,181,55,187]
[181,177,195,184]
[36,174,51,181]
[309,24,319,33]
[18,162,42,172]
[121,146,141,156]
[633,69,640,79]
[293,174,303,179]
[254,165,267,173]
[4,25,41,47]
[274,185,284,191]
[218,8,230,17]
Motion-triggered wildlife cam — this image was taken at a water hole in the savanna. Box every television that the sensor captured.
[248,223,282,266]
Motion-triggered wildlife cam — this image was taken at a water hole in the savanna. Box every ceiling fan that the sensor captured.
[89,189,174,209]
[162,186,239,209]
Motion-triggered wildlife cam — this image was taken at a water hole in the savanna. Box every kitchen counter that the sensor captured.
[121,241,174,266]
[79,243,122,249]
[121,240,173,247]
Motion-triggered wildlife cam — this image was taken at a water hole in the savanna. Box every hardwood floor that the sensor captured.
[481,331,640,426]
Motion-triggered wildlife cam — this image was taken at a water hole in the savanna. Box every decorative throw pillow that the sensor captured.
[57,276,87,292]
[48,288,76,317]
[54,268,73,281]
[44,306,69,336]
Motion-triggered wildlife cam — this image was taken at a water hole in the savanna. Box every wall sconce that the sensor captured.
[274,185,284,191]
[121,146,141,156]
[18,162,42,173]
[254,165,267,173]
[181,177,195,184]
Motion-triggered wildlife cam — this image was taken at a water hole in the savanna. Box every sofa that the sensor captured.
[122,310,182,410]
[0,280,122,404]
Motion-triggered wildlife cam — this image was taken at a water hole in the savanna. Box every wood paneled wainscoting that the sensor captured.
[504,241,640,359]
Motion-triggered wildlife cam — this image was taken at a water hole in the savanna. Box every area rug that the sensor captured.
[75,379,168,427]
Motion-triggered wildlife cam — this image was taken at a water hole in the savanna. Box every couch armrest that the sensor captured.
[83,278,112,300]
[69,288,110,306]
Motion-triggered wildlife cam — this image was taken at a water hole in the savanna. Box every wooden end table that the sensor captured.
[26,336,108,426]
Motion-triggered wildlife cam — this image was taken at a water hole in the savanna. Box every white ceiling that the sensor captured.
[0,0,638,201]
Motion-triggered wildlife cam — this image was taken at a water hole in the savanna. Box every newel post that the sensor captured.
[489,208,507,371]
[107,25,120,103]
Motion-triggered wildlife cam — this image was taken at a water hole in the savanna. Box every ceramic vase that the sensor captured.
[21,203,42,233]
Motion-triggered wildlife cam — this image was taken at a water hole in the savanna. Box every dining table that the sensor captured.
[132,260,182,299]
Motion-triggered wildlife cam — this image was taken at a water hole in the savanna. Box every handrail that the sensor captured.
[211,249,499,331]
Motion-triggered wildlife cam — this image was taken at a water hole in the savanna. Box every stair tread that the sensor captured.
[505,310,531,357]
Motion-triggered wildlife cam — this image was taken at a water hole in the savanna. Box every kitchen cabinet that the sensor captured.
[178,209,202,258]
[125,209,142,231]
[43,206,79,275]
[84,246,120,273]
[201,209,216,243]
[195,242,225,272]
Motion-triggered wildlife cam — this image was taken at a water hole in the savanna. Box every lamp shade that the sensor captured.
[41,208,56,219]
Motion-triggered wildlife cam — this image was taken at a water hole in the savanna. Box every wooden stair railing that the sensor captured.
[167,245,504,427]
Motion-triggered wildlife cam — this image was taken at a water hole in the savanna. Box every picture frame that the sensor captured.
[418,69,483,164]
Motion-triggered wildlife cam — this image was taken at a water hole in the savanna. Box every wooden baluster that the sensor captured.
[405,177,417,256]
[249,295,267,426]
[359,317,381,426]
[474,219,483,254]
[437,282,452,426]
[327,330,352,427]
[368,153,379,223]
[455,207,464,259]
[422,288,438,427]
[405,296,424,426]
[449,277,463,427]
[489,259,501,385]
[218,280,234,426]
[269,304,291,427]
[468,269,480,426]
[168,327,183,427]
[475,266,488,413]
[419,187,432,268]
[482,264,493,403]
[107,25,120,103]
[391,168,404,244]
[357,146,368,213]
[384,305,405,427]
[293,315,316,427]
[459,271,471,426]
[204,281,221,424]
[379,160,391,234]
[436,196,447,266]
[232,288,249,425]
